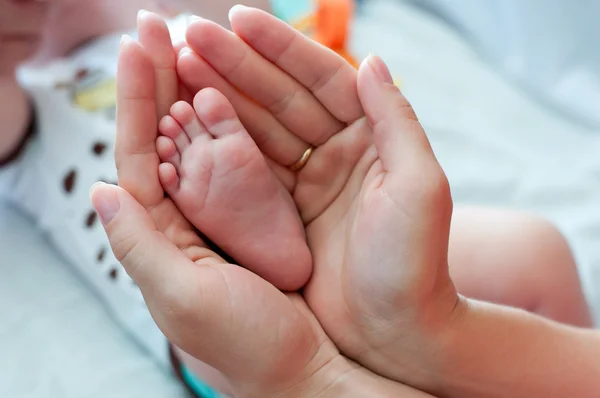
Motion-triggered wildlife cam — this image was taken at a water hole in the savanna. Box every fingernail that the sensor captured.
[368,55,393,85]
[90,182,120,225]
[178,46,191,58]
[120,34,134,45]
[90,181,106,193]
[187,15,203,26]
[137,9,149,22]
[229,4,247,22]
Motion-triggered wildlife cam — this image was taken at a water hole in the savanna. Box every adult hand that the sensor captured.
[179,7,460,394]
[111,15,333,397]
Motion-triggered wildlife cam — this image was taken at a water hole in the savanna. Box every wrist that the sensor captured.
[232,353,356,398]
[398,293,472,396]
[234,353,421,398]
[290,355,360,398]
[433,295,477,391]
[317,364,437,398]
[270,356,434,398]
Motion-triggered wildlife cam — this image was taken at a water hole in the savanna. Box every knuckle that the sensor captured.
[413,166,452,210]
[391,89,419,122]
[110,229,149,278]
[267,88,298,116]
[429,168,452,201]
[110,230,138,262]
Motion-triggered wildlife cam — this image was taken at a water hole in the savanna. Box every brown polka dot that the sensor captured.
[109,268,118,280]
[63,169,77,193]
[85,210,97,228]
[92,142,107,156]
[75,68,89,80]
[97,247,106,262]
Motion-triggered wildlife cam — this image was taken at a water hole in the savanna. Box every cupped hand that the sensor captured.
[125,7,461,395]
[111,14,332,397]
[179,7,461,393]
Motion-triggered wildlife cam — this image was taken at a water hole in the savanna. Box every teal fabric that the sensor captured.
[181,364,222,398]
[271,0,314,22]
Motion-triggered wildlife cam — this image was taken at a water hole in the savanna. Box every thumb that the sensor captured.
[89,182,198,294]
[357,55,435,173]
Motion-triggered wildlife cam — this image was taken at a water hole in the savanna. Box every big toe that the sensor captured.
[193,88,248,139]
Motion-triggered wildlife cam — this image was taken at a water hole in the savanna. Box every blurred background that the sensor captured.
[2,0,600,396]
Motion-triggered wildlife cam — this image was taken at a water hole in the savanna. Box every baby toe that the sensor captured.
[159,113,190,153]
[158,162,180,194]
[156,135,181,170]
[170,100,210,141]
[194,88,247,139]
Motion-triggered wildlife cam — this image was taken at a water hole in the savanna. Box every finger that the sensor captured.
[173,40,187,55]
[137,10,178,119]
[115,35,163,208]
[229,6,363,123]
[177,81,194,104]
[357,55,434,173]
[186,17,344,146]
[293,117,373,224]
[177,50,308,166]
[174,41,193,103]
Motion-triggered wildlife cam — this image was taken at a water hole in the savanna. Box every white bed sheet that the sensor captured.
[2,1,600,396]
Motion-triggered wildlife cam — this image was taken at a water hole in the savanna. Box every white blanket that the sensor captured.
[2,1,600,396]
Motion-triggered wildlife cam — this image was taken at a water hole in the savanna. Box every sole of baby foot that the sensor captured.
[156,88,312,291]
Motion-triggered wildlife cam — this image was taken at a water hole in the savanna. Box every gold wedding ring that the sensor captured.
[289,146,315,172]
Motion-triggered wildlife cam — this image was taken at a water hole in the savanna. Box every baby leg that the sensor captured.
[449,206,592,327]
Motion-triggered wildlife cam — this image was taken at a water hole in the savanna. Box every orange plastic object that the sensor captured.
[314,0,358,67]
[314,0,353,50]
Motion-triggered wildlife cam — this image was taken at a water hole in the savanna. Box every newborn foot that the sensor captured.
[156,88,312,290]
